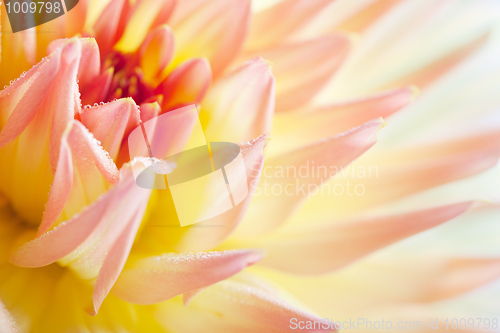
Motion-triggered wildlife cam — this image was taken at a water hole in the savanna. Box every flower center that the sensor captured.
[101,52,157,105]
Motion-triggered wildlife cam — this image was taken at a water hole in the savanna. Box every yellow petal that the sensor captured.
[169,0,251,76]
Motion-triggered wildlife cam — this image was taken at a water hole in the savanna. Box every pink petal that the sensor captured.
[59,167,150,284]
[156,58,212,111]
[169,0,251,76]
[91,196,149,315]
[37,139,73,236]
[332,255,500,306]
[38,121,119,236]
[256,202,477,274]
[114,0,176,53]
[91,0,127,54]
[242,35,351,113]
[9,166,150,271]
[376,128,500,163]
[0,41,78,153]
[140,102,162,123]
[170,134,268,252]
[10,185,116,268]
[0,39,82,224]
[270,87,416,155]
[112,250,263,305]
[80,98,141,161]
[347,149,500,213]
[128,105,206,161]
[155,279,337,332]
[202,58,275,143]
[246,0,336,51]
[116,101,161,166]
[47,38,101,91]
[236,118,386,237]
[139,25,175,85]
[423,257,500,302]
[382,33,490,91]
[337,0,403,33]
[267,256,500,325]
[81,67,114,106]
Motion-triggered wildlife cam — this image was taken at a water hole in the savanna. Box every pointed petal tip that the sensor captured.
[233,57,274,76]
[341,117,387,142]
[244,133,270,151]
[252,57,273,71]
[86,305,97,317]
[245,249,266,266]
[469,200,491,211]
[182,289,204,307]
[180,250,263,307]
[112,250,265,305]
[158,58,213,109]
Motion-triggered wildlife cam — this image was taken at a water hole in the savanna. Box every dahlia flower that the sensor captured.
[1,0,500,332]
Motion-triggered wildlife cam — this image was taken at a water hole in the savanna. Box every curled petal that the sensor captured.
[38,121,119,236]
[10,166,151,315]
[256,202,477,274]
[155,279,337,332]
[140,25,176,85]
[10,165,150,276]
[80,98,141,161]
[169,0,251,76]
[236,118,386,237]
[140,102,162,123]
[112,250,263,305]
[91,0,127,54]
[202,58,275,143]
[128,105,204,161]
[10,183,117,268]
[0,39,82,224]
[47,38,101,91]
[157,58,212,111]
